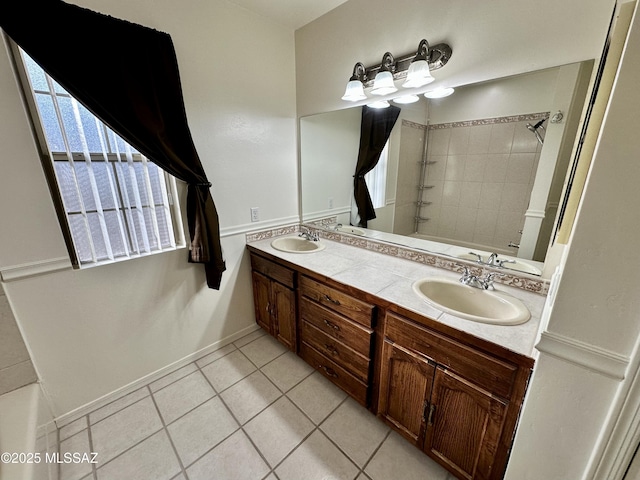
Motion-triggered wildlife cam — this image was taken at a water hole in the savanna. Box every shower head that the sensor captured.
[526,118,546,145]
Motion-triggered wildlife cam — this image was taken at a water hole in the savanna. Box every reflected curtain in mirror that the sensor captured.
[353,105,401,227]
[0,0,225,288]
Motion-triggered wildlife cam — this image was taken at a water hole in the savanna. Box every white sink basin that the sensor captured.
[336,226,366,236]
[456,253,542,276]
[271,236,326,253]
[412,277,530,325]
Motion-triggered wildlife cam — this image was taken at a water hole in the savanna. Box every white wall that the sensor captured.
[0,0,298,416]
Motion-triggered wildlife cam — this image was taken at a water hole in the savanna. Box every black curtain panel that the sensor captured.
[353,105,401,227]
[0,0,226,289]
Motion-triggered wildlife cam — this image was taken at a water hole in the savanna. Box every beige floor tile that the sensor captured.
[287,371,347,424]
[261,350,314,392]
[59,429,93,480]
[220,371,281,425]
[321,397,389,467]
[89,388,149,424]
[195,343,237,369]
[233,328,267,348]
[167,396,238,468]
[275,430,359,480]
[153,371,215,425]
[96,430,181,480]
[200,349,256,392]
[91,396,163,465]
[239,334,287,368]
[244,396,314,468]
[187,430,270,480]
[365,430,449,480]
[148,363,198,393]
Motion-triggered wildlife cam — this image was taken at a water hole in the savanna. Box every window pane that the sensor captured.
[104,211,127,258]
[143,207,159,250]
[92,162,118,210]
[35,94,65,152]
[23,54,48,91]
[147,164,164,206]
[53,162,82,212]
[68,214,93,263]
[87,213,108,260]
[72,162,97,212]
[134,163,150,206]
[57,96,83,152]
[156,209,172,248]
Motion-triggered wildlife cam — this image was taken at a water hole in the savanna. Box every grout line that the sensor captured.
[87,389,150,427]
[85,415,98,480]
[360,428,392,475]
[147,385,190,480]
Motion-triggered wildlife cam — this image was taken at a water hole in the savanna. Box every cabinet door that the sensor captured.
[272,280,296,351]
[378,339,435,445]
[252,271,272,334]
[424,367,508,480]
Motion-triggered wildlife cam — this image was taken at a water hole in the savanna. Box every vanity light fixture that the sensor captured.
[371,52,398,96]
[393,94,420,104]
[424,87,455,98]
[341,62,367,101]
[368,100,391,109]
[341,39,452,102]
[402,39,435,88]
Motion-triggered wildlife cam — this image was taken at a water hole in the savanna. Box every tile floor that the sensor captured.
[37,328,456,480]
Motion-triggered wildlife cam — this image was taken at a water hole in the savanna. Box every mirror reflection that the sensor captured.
[300,60,594,278]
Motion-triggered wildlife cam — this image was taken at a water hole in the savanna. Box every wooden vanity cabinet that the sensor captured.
[378,311,529,480]
[298,275,375,406]
[250,254,296,351]
[248,248,534,480]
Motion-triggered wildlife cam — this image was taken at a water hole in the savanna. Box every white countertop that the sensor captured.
[248,236,546,359]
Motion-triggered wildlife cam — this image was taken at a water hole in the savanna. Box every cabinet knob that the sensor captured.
[323,319,341,331]
[323,294,341,306]
[318,364,338,378]
[325,344,339,356]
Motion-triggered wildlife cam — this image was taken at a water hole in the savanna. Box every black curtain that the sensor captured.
[0,0,226,289]
[353,105,401,227]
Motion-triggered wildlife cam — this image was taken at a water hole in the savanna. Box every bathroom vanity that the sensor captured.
[247,234,543,480]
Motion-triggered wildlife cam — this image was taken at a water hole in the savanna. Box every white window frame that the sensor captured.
[10,42,185,268]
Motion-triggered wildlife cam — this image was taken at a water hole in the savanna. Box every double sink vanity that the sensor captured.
[247,226,546,480]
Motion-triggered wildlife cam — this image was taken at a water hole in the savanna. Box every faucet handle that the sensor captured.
[495,258,516,268]
[468,251,483,263]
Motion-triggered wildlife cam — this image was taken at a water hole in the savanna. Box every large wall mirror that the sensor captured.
[300,60,595,278]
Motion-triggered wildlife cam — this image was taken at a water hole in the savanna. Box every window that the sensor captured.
[365,141,389,209]
[14,47,185,267]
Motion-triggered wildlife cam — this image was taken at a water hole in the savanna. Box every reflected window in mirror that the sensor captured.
[365,142,389,209]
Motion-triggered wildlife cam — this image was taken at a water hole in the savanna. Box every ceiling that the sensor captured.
[225,0,349,29]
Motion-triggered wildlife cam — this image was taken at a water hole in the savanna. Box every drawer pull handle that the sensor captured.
[323,294,341,306]
[318,364,338,378]
[325,344,339,356]
[323,319,341,331]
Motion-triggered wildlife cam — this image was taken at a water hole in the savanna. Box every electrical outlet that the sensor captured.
[328,197,334,209]
[250,207,259,222]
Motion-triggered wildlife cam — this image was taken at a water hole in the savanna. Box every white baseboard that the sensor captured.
[53,323,260,428]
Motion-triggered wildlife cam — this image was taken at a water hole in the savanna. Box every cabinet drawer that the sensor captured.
[300,342,368,406]
[300,297,373,357]
[251,254,295,288]
[300,276,374,328]
[300,321,370,382]
[385,312,517,399]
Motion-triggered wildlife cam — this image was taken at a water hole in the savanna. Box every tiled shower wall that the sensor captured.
[400,114,545,253]
[0,282,37,395]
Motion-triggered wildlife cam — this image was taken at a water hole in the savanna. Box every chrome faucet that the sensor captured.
[459,267,502,290]
[468,251,516,268]
[299,227,320,241]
